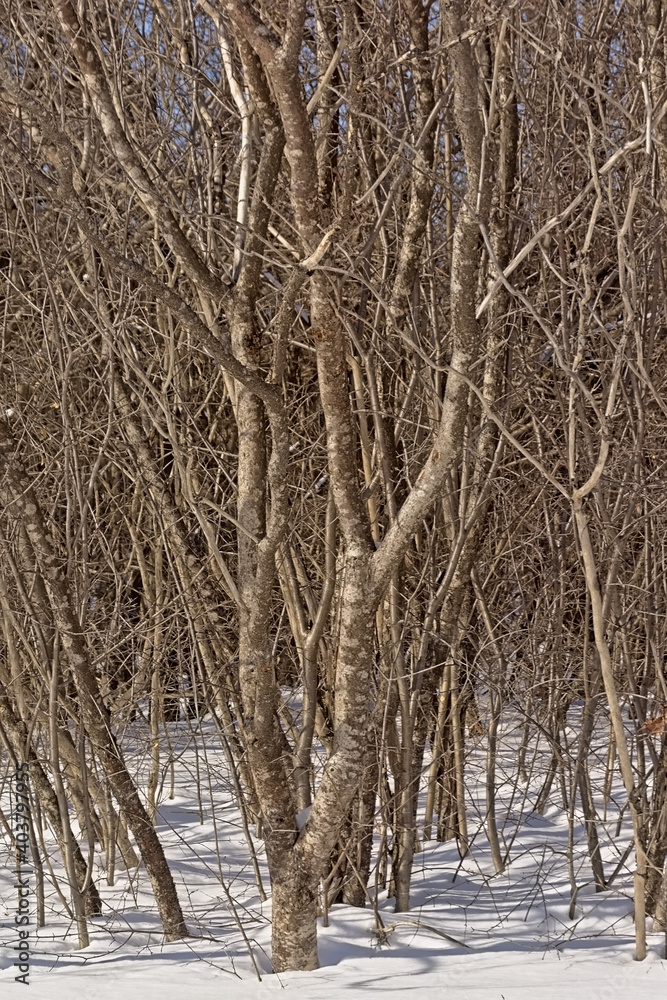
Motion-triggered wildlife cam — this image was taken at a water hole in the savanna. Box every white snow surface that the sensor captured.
[295,805,312,831]
[1,713,665,998]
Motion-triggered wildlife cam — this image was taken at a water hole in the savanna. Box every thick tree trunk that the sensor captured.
[271,869,319,972]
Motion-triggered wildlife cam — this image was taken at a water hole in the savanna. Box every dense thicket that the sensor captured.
[1,0,667,971]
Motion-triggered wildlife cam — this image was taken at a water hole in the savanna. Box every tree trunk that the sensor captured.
[271,869,319,972]
[0,688,102,916]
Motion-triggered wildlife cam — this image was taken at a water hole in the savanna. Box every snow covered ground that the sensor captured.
[1,714,666,998]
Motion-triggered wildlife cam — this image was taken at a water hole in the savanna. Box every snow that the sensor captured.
[6,945,666,1000]
[296,806,312,831]
[1,715,666,998]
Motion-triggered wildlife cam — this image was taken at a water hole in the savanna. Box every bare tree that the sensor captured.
[2,0,667,973]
